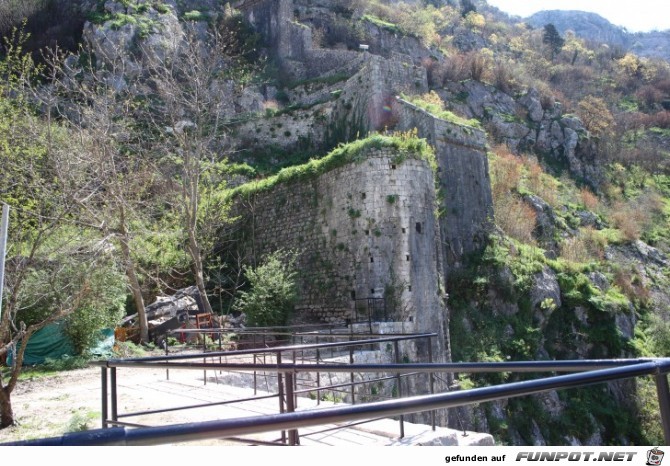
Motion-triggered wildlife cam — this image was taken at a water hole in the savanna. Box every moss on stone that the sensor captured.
[228,132,435,199]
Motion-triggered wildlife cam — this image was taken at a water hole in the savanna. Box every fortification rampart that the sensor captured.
[230,147,447,356]
[394,98,493,267]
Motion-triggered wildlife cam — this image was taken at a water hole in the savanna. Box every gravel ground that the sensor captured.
[0,361,267,446]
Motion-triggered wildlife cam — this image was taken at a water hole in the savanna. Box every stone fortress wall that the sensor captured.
[231,0,492,361]
[236,0,493,319]
[233,148,447,359]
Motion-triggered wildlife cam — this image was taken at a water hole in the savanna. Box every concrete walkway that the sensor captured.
[110,366,494,446]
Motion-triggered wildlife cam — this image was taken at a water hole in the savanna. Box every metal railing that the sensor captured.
[96,332,440,443]
[4,345,670,446]
[8,359,670,445]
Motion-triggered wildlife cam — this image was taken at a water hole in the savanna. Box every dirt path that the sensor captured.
[0,364,256,445]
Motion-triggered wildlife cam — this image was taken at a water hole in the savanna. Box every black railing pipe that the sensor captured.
[92,334,439,365]
[655,372,670,444]
[10,360,668,446]
[90,359,659,375]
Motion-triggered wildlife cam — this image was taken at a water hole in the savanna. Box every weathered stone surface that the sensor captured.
[519,88,545,123]
[394,96,493,267]
[229,149,448,365]
[530,267,561,329]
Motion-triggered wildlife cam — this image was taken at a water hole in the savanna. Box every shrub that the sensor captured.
[580,188,599,211]
[523,156,559,207]
[234,250,298,327]
[560,228,605,263]
[401,91,482,128]
[494,193,537,244]
[489,146,522,200]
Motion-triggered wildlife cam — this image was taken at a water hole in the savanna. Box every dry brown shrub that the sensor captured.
[490,146,522,200]
[560,227,605,263]
[613,268,651,304]
[611,201,644,241]
[636,85,664,109]
[434,54,469,84]
[580,188,599,211]
[523,156,559,207]
[494,193,537,244]
[467,51,490,81]
[560,236,590,263]
[492,60,519,94]
[610,193,663,241]
[650,111,670,129]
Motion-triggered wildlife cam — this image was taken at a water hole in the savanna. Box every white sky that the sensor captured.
[486,0,670,32]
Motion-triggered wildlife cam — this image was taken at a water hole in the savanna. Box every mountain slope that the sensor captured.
[526,9,670,61]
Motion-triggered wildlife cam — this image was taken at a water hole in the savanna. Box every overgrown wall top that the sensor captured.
[394,98,493,267]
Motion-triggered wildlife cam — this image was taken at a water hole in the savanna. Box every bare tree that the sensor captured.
[138,24,242,316]
[39,44,155,342]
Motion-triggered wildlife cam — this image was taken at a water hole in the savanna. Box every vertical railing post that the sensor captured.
[285,371,300,445]
[101,366,108,429]
[276,351,286,444]
[165,338,170,381]
[316,340,321,406]
[393,340,405,439]
[253,350,258,396]
[110,367,118,426]
[428,337,436,431]
[349,345,355,404]
[655,372,670,445]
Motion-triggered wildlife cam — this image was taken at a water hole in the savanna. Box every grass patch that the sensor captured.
[229,131,435,199]
[361,14,401,34]
[400,92,482,129]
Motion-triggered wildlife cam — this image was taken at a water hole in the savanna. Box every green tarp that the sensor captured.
[7,320,75,366]
[89,328,115,358]
[5,323,115,366]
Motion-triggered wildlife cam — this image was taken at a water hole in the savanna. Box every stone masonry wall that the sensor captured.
[394,98,494,268]
[231,53,427,152]
[233,148,448,360]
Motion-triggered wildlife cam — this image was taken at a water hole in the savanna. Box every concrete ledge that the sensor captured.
[348,418,495,446]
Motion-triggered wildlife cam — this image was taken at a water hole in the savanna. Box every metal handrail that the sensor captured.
[92,333,438,364]
[7,359,670,446]
[89,358,660,374]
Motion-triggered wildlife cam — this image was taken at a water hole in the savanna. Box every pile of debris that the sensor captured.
[116,287,246,346]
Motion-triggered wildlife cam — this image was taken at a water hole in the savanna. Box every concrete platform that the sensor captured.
[112,366,494,446]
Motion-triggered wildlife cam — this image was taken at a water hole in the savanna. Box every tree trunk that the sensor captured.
[118,207,148,343]
[0,386,14,428]
[188,228,214,315]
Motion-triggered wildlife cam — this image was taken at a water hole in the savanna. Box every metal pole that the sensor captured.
[349,345,355,404]
[276,351,286,444]
[111,367,118,426]
[285,371,299,445]
[655,372,670,444]
[101,367,108,429]
[394,340,404,438]
[0,204,9,323]
[165,339,170,381]
[316,344,321,406]
[428,337,436,431]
